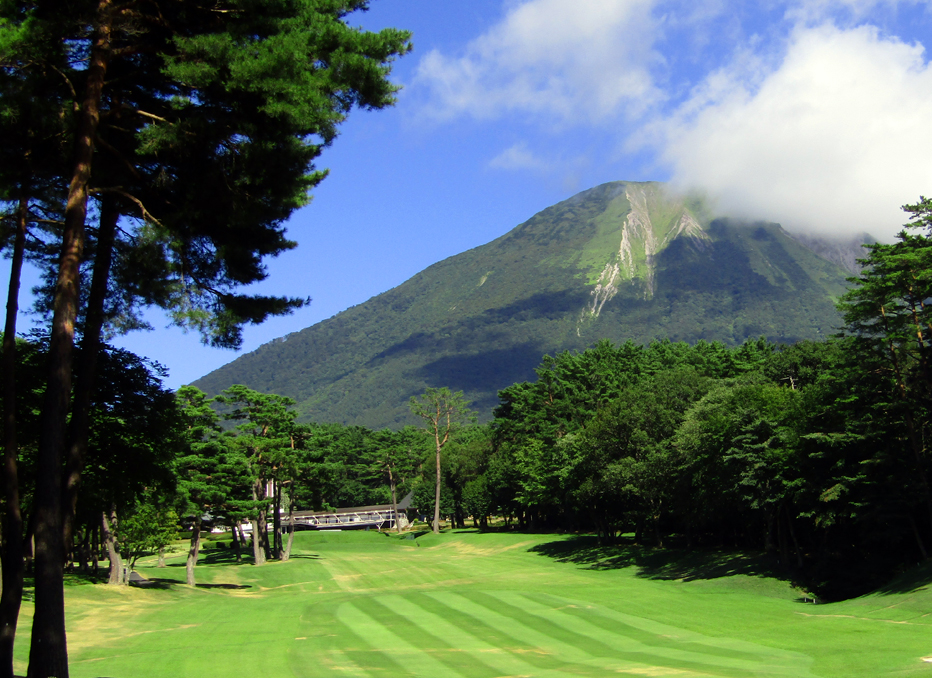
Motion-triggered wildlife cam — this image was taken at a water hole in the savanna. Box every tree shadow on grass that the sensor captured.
[869,560,932,596]
[200,549,249,565]
[530,535,791,584]
[130,578,176,589]
[135,577,252,590]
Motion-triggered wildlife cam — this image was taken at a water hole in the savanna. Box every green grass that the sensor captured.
[14,530,932,677]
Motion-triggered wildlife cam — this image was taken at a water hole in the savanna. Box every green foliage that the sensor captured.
[174,386,229,522]
[409,387,475,532]
[78,346,182,520]
[118,495,179,571]
[0,0,411,346]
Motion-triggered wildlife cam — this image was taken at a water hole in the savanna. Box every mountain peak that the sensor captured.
[194,181,859,428]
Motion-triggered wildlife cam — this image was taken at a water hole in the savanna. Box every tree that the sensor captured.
[837,197,932,549]
[218,385,298,563]
[367,427,423,532]
[175,386,229,585]
[88,350,178,578]
[568,369,711,544]
[118,497,178,573]
[0,2,410,674]
[440,425,491,529]
[409,388,474,533]
[0,333,44,673]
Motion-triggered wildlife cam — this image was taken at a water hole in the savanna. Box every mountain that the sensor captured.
[193,180,863,428]
[789,232,874,274]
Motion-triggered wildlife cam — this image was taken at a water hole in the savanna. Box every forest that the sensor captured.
[7,195,932,616]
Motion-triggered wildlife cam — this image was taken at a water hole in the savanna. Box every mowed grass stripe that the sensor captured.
[402,590,570,674]
[533,594,774,665]
[534,591,816,674]
[374,593,581,678]
[337,601,478,678]
[462,592,796,678]
[288,599,377,678]
[493,591,811,678]
[428,590,704,676]
[468,591,762,678]
[307,648,372,678]
[475,592,768,678]
[349,596,501,678]
[576,594,816,676]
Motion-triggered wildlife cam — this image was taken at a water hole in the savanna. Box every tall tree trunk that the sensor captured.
[236,523,247,564]
[0,193,27,678]
[282,501,294,562]
[259,505,270,562]
[250,476,268,564]
[29,5,112,676]
[250,519,265,565]
[389,466,400,534]
[231,522,242,564]
[433,430,441,534]
[78,528,90,574]
[101,509,122,586]
[63,197,119,555]
[272,481,282,560]
[185,519,201,587]
[91,523,98,577]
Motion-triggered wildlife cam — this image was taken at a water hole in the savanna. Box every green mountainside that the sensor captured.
[193,181,861,428]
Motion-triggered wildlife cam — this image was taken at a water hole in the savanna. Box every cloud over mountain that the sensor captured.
[659,23,932,240]
[412,1,932,241]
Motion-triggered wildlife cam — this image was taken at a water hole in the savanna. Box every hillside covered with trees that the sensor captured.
[194,181,869,428]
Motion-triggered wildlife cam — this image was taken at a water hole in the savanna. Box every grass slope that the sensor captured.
[15,531,932,677]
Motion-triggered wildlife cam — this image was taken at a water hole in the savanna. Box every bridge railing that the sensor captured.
[238,508,409,533]
[291,509,405,530]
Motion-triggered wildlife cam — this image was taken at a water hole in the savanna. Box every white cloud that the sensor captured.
[656,23,932,240]
[786,0,932,24]
[411,2,932,241]
[489,142,553,172]
[412,0,662,124]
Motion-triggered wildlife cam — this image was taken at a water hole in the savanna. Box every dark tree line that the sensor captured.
[1,346,431,585]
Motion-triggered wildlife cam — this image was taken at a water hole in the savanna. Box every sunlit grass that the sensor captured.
[13,530,932,677]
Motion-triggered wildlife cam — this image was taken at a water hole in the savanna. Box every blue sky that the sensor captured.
[5,0,932,388]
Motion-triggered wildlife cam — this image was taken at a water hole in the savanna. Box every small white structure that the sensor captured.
[289,503,408,531]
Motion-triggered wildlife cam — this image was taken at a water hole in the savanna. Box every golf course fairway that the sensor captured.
[13,530,932,677]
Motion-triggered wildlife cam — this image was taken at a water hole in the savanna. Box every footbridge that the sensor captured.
[289,506,404,530]
[289,493,413,531]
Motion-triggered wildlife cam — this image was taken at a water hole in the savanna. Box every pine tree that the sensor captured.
[0,2,410,675]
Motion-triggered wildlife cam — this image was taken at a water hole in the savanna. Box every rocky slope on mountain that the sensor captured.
[193,181,864,428]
